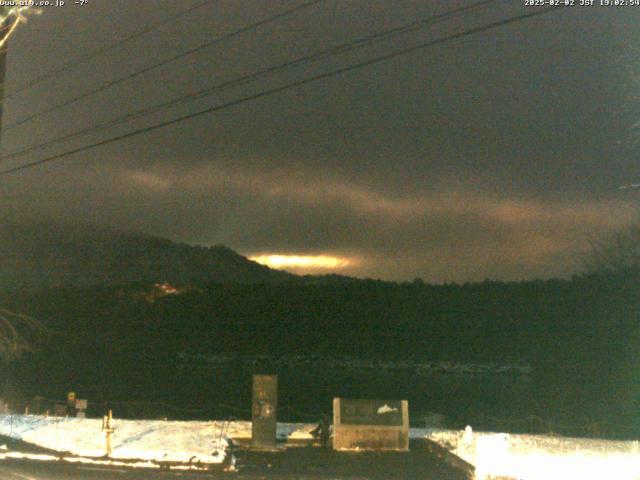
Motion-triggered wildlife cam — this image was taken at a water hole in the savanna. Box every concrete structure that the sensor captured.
[251,374,278,450]
[333,398,409,451]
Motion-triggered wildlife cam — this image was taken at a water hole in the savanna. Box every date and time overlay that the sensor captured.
[3,0,640,8]
[0,0,85,7]
[525,0,640,6]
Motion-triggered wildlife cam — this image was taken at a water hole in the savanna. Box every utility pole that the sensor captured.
[0,8,13,140]
[0,6,31,143]
[0,38,6,136]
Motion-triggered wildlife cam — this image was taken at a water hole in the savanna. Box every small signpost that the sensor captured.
[251,374,278,450]
[67,391,76,416]
[333,398,409,451]
[102,409,115,457]
[75,399,87,418]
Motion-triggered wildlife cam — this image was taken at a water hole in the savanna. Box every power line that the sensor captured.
[0,6,564,178]
[0,0,216,100]
[2,0,326,132]
[0,0,503,163]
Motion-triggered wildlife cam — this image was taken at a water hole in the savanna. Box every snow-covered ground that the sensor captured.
[216,419,316,441]
[416,427,640,480]
[0,414,317,468]
[1,414,638,479]
[0,415,229,466]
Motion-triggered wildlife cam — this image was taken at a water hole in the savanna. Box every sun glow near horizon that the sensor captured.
[249,254,353,272]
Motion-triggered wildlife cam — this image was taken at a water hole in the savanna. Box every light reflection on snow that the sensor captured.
[0,415,227,465]
[417,427,640,480]
[1,415,639,478]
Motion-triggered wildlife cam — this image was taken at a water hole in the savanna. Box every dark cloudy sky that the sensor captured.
[1,0,640,282]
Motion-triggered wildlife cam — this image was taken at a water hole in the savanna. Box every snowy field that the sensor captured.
[0,414,230,466]
[0,414,318,469]
[417,427,640,480]
[1,414,639,479]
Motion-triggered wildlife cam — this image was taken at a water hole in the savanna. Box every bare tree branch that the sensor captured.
[586,225,640,274]
[0,307,47,361]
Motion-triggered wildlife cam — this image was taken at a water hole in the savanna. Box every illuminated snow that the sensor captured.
[0,415,317,466]
[377,404,398,414]
[1,415,637,478]
[414,427,640,480]
[0,415,227,465]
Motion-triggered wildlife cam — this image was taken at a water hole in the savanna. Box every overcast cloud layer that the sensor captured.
[2,0,640,282]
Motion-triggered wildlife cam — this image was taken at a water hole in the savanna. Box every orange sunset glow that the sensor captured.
[249,254,353,271]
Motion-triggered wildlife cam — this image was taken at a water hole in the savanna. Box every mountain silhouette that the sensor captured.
[0,222,298,288]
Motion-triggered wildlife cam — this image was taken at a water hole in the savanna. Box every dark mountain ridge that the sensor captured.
[0,222,298,288]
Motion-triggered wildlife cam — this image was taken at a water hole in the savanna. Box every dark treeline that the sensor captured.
[2,272,637,365]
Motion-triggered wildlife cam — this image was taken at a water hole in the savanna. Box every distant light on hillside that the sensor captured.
[250,254,351,271]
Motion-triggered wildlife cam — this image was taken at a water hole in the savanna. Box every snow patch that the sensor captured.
[377,404,398,414]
